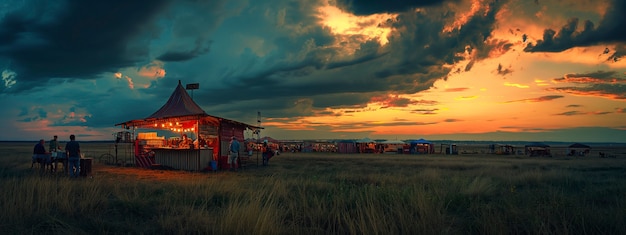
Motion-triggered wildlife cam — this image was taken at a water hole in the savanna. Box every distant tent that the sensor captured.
[337,140,357,153]
[355,137,376,153]
[568,143,591,156]
[381,140,406,153]
[409,139,434,154]
[524,142,551,157]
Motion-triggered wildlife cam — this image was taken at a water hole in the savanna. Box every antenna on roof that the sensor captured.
[186,83,200,100]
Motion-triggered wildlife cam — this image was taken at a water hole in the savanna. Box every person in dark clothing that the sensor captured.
[32,139,48,169]
[65,134,81,177]
[262,140,273,166]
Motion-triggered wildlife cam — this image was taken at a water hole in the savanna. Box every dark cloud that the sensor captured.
[552,70,623,83]
[157,40,212,62]
[0,0,171,92]
[548,71,626,100]
[524,0,626,52]
[496,63,513,76]
[554,110,611,116]
[607,44,626,62]
[505,95,564,103]
[335,0,456,15]
[411,108,439,115]
[554,111,584,116]
[547,84,626,100]
[370,94,416,108]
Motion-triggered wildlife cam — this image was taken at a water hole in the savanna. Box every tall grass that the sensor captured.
[1,143,625,234]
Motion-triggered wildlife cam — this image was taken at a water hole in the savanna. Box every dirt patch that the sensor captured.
[92,164,220,182]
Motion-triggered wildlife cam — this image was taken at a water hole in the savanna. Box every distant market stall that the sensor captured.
[410,139,434,154]
[115,80,260,171]
[568,143,591,156]
[524,142,551,157]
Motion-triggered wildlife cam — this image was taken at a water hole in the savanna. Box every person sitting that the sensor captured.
[179,134,192,149]
[32,139,50,171]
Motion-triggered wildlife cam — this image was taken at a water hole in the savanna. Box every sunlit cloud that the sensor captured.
[317,5,395,46]
[455,96,478,101]
[1,69,17,88]
[505,95,564,103]
[504,82,529,88]
[443,0,484,33]
[444,87,469,92]
[534,79,551,86]
[137,60,166,79]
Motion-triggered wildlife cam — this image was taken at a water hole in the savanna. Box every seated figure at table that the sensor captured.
[32,139,49,169]
[179,134,192,149]
[193,135,208,149]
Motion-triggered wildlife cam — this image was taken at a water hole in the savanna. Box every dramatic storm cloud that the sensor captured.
[0,0,625,142]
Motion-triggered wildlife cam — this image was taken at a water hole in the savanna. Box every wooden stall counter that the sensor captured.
[152,148,213,171]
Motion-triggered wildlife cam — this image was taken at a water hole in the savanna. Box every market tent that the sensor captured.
[524,142,551,157]
[568,143,591,156]
[381,140,406,153]
[355,137,376,153]
[409,139,434,154]
[115,80,260,170]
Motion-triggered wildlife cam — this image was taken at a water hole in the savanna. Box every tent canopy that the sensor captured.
[147,80,206,119]
[115,80,260,131]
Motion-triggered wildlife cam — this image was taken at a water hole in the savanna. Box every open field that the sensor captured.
[1,142,626,234]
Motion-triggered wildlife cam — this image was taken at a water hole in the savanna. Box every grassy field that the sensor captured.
[1,142,625,234]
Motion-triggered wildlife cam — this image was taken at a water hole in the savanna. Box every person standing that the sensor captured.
[65,134,81,177]
[262,140,273,166]
[228,136,240,171]
[49,135,62,172]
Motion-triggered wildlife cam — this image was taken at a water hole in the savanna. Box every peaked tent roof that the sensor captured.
[147,80,206,119]
[115,81,260,130]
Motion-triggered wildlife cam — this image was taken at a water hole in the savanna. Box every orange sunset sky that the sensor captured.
[1,0,625,142]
